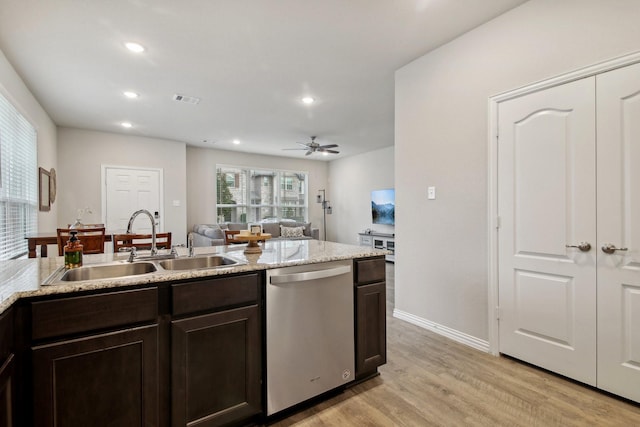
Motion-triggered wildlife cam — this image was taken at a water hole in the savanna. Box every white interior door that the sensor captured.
[497,78,597,385]
[596,62,640,402]
[103,166,162,233]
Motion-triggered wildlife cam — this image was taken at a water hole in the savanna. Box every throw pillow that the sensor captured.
[262,222,280,237]
[281,222,311,237]
[280,225,304,238]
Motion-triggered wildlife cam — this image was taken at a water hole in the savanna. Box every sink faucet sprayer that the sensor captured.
[126,209,157,256]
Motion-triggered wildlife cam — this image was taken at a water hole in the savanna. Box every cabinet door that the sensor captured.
[0,354,14,427]
[355,281,387,377]
[171,305,261,427]
[32,325,159,427]
[0,308,13,427]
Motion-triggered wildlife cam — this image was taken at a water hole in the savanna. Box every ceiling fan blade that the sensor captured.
[321,149,340,154]
[296,142,310,148]
[319,144,338,149]
[305,150,313,156]
[282,148,308,151]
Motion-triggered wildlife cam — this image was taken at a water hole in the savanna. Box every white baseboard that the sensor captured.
[393,308,490,353]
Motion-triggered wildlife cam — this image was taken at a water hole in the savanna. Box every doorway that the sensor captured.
[102,166,163,233]
[489,53,640,403]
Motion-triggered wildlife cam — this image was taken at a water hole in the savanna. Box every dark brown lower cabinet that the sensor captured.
[171,305,261,427]
[32,325,159,427]
[355,281,387,377]
[0,354,14,427]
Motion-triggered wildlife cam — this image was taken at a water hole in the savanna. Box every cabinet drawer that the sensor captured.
[172,273,260,316]
[32,287,158,341]
[354,257,386,284]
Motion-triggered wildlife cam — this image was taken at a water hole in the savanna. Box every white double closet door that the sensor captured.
[498,61,640,403]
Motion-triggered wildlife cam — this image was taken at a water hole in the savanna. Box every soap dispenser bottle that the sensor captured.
[64,230,83,269]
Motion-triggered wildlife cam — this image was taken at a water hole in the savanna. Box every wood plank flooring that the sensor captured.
[270,263,640,426]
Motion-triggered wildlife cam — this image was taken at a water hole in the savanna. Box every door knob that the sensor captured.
[601,244,628,254]
[565,242,592,252]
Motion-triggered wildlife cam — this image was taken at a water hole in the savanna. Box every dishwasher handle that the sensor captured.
[269,265,351,285]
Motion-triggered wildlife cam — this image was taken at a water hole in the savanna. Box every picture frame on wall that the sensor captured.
[39,167,50,211]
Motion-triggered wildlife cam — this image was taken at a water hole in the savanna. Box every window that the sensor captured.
[0,92,38,259]
[216,165,308,223]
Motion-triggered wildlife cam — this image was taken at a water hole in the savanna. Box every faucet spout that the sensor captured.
[188,232,195,257]
[126,209,157,256]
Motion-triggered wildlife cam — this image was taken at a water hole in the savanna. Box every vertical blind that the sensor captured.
[0,92,37,260]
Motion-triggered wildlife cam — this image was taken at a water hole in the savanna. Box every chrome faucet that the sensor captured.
[188,232,195,257]
[126,209,157,256]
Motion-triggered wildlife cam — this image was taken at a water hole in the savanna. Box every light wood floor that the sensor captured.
[271,263,640,426]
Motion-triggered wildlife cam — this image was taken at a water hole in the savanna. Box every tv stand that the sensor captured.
[358,231,395,262]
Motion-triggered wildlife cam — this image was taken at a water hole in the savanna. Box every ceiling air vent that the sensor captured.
[173,93,201,105]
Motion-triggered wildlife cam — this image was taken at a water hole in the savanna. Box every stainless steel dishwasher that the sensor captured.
[266,260,354,416]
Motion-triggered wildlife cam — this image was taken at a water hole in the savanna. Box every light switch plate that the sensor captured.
[427,186,436,200]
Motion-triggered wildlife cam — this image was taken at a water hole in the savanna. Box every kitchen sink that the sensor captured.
[60,262,157,281]
[158,255,239,271]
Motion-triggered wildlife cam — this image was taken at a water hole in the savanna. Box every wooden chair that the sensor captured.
[224,230,241,244]
[57,227,106,256]
[112,232,172,252]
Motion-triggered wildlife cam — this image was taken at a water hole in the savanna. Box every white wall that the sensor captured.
[0,49,58,231]
[186,147,329,236]
[57,127,188,244]
[327,146,394,244]
[395,0,640,343]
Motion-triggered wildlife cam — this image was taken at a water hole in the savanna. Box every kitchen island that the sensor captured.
[0,240,388,427]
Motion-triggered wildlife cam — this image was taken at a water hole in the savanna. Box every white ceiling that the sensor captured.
[0,0,527,160]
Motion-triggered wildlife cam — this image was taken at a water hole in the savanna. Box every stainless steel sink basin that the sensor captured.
[159,255,239,271]
[60,262,157,281]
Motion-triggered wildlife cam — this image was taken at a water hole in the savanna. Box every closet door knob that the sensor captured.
[601,244,628,254]
[565,242,592,252]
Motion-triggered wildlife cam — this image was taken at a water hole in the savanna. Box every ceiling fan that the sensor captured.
[283,136,339,156]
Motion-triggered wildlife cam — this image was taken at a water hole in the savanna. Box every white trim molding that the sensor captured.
[393,309,490,353]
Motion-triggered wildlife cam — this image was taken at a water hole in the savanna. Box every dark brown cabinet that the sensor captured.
[171,274,262,427]
[0,308,14,427]
[30,288,159,427]
[32,325,159,426]
[354,257,387,379]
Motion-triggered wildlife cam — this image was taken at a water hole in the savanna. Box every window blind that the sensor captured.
[0,92,37,260]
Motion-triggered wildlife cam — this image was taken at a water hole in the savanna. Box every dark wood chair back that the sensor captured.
[112,232,172,252]
[57,227,106,256]
[224,230,241,244]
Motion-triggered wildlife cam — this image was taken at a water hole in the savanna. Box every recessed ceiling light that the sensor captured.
[233,139,241,145]
[123,91,139,99]
[121,122,133,128]
[124,42,145,53]
[302,96,315,104]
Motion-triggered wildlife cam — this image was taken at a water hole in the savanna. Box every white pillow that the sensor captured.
[280,225,304,238]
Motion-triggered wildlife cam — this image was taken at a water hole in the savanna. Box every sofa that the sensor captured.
[191,221,320,247]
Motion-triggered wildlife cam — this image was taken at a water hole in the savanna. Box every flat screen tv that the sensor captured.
[371,189,395,225]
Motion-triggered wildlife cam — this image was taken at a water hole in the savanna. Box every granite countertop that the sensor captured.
[0,240,387,315]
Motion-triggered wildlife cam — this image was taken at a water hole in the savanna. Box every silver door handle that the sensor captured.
[601,244,628,254]
[270,265,352,284]
[565,242,591,252]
